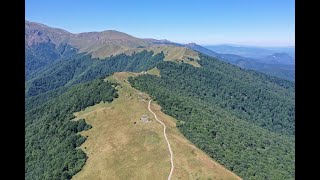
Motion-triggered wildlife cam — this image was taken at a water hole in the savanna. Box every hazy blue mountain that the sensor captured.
[204,45,295,59]
[262,53,295,64]
[263,46,295,58]
[185,43,295,81]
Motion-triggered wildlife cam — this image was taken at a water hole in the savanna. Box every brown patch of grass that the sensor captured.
[147,67,161,77]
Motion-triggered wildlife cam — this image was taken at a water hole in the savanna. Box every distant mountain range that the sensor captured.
[204,44,295,59]
[26,20,152,58]
[131,37,296,81]
[184,43,295,81]
[25,20,201,78]
[26,20,294,81]
[262,53,294,64]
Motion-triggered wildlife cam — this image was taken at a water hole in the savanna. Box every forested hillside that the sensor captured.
[128,53,295,179]
[25,50,165,179]
[25,50,164,111]
[25,79,118,179]
[25,42,78,79]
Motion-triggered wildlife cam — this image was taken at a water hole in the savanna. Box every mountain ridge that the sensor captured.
[184,43,295,81]
[25,20,201,65]
[26,20,294,81]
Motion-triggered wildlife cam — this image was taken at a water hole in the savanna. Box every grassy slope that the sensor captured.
[25,79,118,179]
[72,72,240,180]
[124,45,201,67]
[147,67,161,77]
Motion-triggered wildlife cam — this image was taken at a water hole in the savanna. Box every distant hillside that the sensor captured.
[185,43,295,81]
[185,43,219,57]
[25,21,200,65]
[26,20,295,81]
[204,44,295,59]
[25,20,72,46]
[262,53,294,64]
[124,45,200,66]
[26,21,152,58]
[25,42,78,79]
[70,30,152,58]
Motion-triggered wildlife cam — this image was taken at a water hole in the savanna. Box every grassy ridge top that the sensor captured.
[123,45,201,66]
[72,72,240,180]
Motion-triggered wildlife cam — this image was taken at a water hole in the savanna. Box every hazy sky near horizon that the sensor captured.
[26,0,294,46]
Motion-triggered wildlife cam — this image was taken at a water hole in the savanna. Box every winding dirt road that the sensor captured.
[148,100,174,180]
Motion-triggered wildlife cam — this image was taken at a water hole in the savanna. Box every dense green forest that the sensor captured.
[25,50,165,179]
[128,54,295,179]
[26,50,164,97]
[25,79,118,179]
[25,50,164,112]
[25,42,79,79]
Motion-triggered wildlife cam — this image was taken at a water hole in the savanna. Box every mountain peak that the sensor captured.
[25,20,72,46]
[74,29,138,41]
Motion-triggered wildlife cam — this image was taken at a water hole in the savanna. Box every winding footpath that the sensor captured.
[148,100,174,180]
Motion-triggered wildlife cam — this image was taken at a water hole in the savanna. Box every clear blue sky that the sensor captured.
[26,0,294,46]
